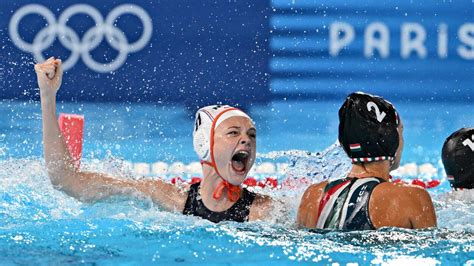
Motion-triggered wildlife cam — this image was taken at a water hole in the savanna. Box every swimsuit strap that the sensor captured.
[316,177,385,230]
[183,182,256,223]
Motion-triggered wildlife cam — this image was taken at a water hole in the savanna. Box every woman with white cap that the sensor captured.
[35,57,273,223]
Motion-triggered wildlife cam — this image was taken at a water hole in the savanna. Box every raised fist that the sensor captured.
[34,57,63,97]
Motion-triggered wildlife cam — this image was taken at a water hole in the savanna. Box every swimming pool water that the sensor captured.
[0,99,473,264]
[2,99,472,163]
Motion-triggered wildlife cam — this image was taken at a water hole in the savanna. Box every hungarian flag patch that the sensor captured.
[350,143,362,152]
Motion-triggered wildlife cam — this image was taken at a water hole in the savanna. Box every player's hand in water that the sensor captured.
[34,57,63,97]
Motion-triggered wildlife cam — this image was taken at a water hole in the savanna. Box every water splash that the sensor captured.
[258,143,351,183]
[0,156,473,264]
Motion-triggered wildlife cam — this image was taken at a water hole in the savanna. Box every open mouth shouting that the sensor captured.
[231,150,250,175]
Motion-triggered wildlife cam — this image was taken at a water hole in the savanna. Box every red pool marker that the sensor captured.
[190,177,202,185]
[282,177,311,189]
[426,180,441,189]
[393,178,441,189]
[411,179,427,188]
[58,113,84,169]
[171,177,185,184]
[170,176,442,190]
[257,177,278,189]
[243,177,257,187]
[265,177,278,188]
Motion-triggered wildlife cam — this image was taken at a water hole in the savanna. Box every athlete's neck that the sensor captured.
[199,165,237,212]
[348,161,391,181]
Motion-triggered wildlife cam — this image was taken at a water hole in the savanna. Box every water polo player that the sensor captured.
[34,57,274,223]
[442,128,474,190]
[297,92,437,230]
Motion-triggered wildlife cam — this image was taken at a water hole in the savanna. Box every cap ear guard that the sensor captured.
[192,104,252,162]
[192,104,253,201]
[193,129,210,160]
[193,108,215,161]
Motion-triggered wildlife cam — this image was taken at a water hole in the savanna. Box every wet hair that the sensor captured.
[338,92,400,163]
[442,128,474,189]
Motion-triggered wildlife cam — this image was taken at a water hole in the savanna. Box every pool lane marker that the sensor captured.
[53,113,441,190]
[58,113,84,169]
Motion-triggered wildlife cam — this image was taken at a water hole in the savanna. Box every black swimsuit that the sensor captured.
[183,182,256,223]
[316,177,385,230]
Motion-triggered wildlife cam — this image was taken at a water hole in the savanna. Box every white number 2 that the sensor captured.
[462,135,474,152]
[367,102,386,122]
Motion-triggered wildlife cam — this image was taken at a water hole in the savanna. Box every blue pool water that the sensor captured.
[0,99,473,264]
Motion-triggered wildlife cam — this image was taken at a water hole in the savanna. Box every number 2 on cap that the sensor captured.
[462,135,474,152]
[367,102,386,122]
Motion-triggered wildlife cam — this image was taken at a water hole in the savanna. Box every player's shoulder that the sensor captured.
[376,180,431,202]
[304,181,328,196]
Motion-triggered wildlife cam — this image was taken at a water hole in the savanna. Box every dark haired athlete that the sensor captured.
[442,128,474,190]
[297,92,436,230]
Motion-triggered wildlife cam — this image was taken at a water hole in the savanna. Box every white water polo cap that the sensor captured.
[193,105,252,162]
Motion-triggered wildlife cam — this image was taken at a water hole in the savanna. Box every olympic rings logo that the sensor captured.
[9,4,152,73]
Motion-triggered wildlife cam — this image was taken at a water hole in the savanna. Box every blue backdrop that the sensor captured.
[1,0,473,105]
[269,0,474,102]
[1,0,271,108]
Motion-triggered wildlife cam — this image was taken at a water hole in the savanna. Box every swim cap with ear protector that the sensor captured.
[192,105,253,202]
[338,92,400,163]
[442,127,474,189]
[193,105,252,162]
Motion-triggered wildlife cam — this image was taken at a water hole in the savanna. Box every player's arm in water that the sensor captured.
[249,194,283,221]
[34,57,187,211]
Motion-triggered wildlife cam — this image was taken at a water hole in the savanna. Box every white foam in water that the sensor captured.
[0,158,83,226]
[269,143,352,183]
[277,163,289,175]
[0,153,473,263]
[435,191,474,231]
[372,255,440,265]
[0,134,6,158]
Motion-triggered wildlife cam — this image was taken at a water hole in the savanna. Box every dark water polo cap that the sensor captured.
[338,92,400,163]
[442,128,474,189]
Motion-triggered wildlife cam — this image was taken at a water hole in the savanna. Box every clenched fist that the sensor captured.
[34,57,63,98]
